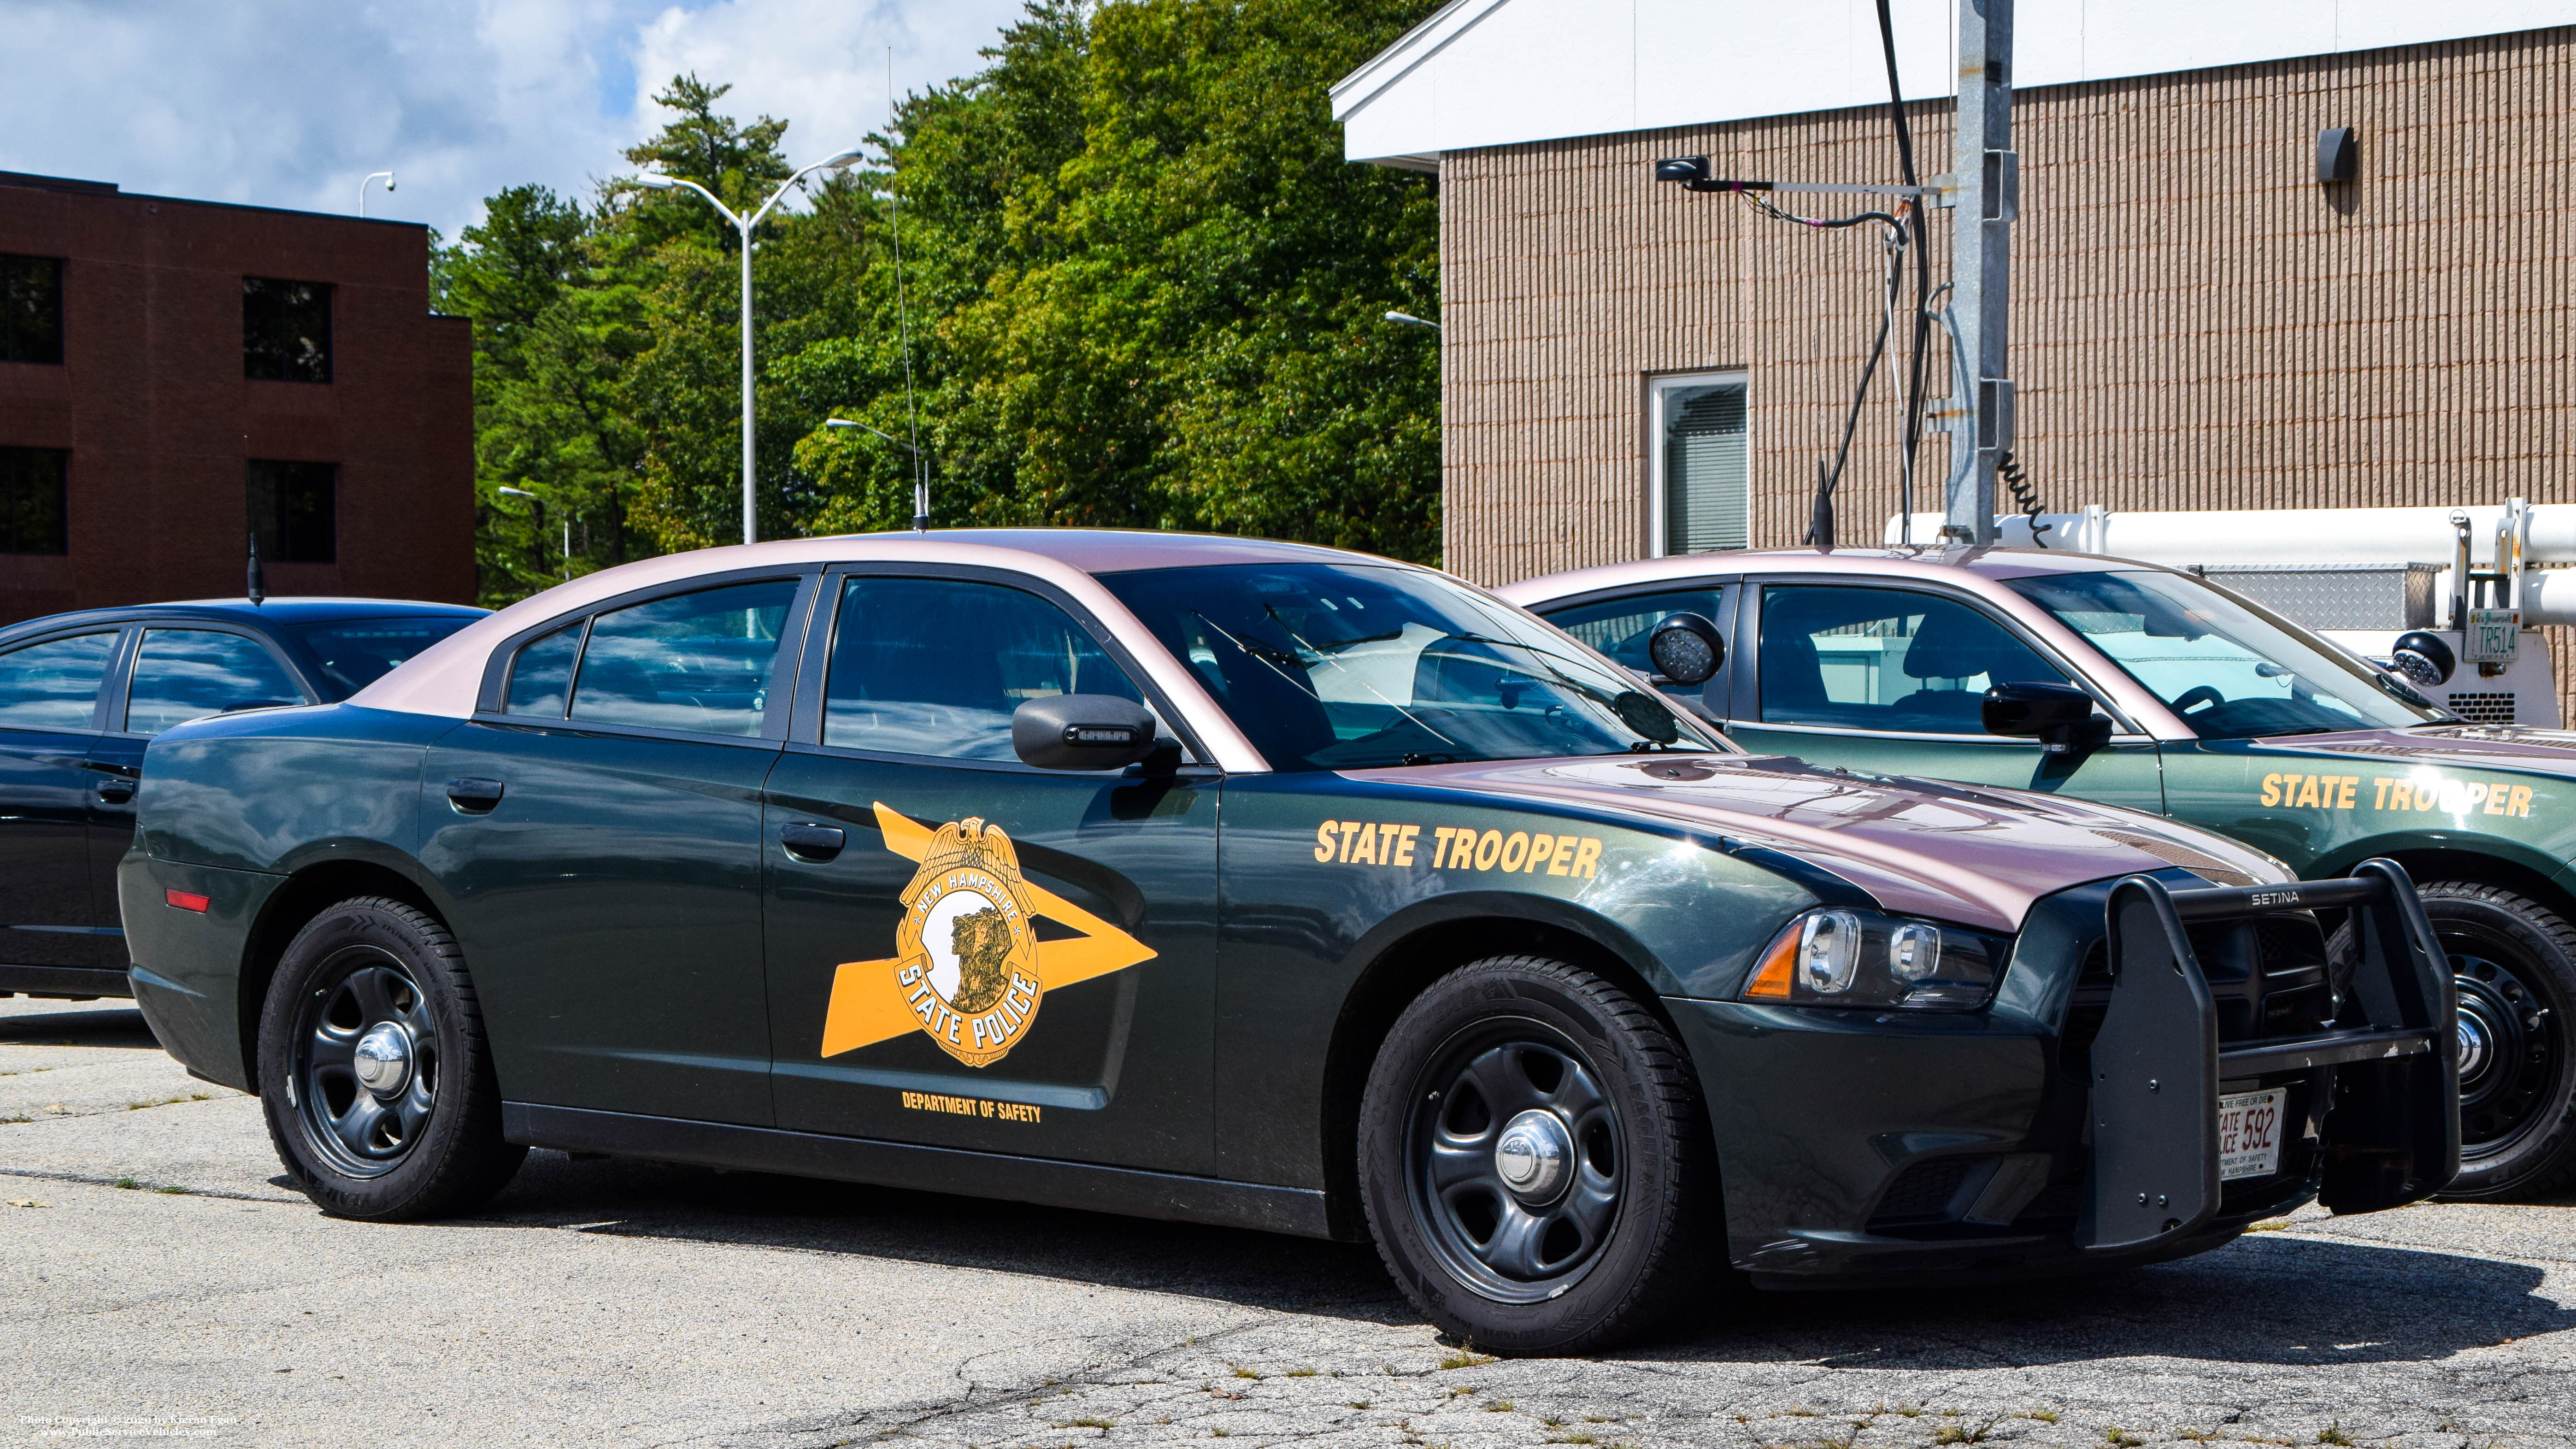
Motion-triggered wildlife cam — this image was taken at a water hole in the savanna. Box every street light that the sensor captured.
[359,171,394,218]
[637,146,869,546]
[495,486,570,583]
[1383,310,1441,333]
[826,418,929,532]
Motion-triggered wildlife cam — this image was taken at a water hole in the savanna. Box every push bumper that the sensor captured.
[1670,859,2459,1286]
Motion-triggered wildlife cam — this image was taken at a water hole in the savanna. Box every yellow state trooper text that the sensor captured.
[1314,820,1603,878]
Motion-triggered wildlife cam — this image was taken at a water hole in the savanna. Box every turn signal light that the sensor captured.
[165,889,210,913]
[1744,924,1799,999]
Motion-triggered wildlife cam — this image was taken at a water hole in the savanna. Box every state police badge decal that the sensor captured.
[820,803,1157,1068]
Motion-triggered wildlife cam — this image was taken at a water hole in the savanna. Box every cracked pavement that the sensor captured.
[3,996,2573,1449]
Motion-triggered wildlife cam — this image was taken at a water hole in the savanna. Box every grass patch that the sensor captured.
[1229,1365,1259,1380]
[2105,1430,2147,1448]
[1936,1416,2007,1445]
[1487,1402,1515,1413]
[1438,1349,1495,1370]
[1056,1418,1114,1430]
[2317,1425,2355,1447]
[153,1184,190,1195]
[113,1177,140,1190]
[1283,1368,1318,1378]
[1347,1402,1371,1411]
[2023,1411,2060,1424]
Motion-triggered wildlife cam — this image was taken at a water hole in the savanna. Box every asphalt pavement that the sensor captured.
[3,993,2571,1449]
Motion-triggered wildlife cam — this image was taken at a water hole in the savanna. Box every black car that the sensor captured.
[0,597,483,1000]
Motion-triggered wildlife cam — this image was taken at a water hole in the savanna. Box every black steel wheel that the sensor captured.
[2418,884,2576,1200]
[258,897,524,1219]
[1359,956,1719,1355]
[1408,1022,1624,1300]
[292,950,440,1178]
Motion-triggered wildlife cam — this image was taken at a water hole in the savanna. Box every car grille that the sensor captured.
[2062,910,2337,1080]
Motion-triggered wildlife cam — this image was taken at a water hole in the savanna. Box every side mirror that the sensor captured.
[1012,695,1161,771]
[1647,613,1725,685]
[2391,630,2456,688]
[1982,681,2108,754]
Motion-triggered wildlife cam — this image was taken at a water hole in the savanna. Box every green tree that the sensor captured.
[439,0,1444,607]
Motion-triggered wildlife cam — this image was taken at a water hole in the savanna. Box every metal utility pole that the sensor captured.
[1941,0,2016,546]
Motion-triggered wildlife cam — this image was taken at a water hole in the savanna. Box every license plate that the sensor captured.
[2217,1088,2287,1181]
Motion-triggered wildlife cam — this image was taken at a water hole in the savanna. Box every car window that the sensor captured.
[1759,585,2068,735]
[504,622,582,718]
[126,630,306,736]
[824,576,1146,761]
[1100,562,1716,772]
[284,616,478,698]
[2007,569,2442,738]
[566,579,800,738]
[0,632,118,731]
[1541,587,1731,698]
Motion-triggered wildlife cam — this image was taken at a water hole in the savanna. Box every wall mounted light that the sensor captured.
[2316,127,2358,184]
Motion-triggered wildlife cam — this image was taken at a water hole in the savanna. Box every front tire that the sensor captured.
[257,897,525,1219]
[1358,956,1719,1355]
[2420,884,2576,1200]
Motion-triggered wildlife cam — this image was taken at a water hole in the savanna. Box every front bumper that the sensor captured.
[1670,859,2459,1286]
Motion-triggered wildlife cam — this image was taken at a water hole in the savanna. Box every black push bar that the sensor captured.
[2081,858,2459,1254]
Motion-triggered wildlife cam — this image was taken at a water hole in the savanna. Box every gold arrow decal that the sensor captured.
[818,802,1157,1061]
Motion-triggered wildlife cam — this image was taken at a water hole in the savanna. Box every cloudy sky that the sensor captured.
[0,0,1033,238]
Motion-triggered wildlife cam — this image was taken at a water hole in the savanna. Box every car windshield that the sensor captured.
[1100,562,1719,771]
[2005,569,2448,739]
[284,616,479,699]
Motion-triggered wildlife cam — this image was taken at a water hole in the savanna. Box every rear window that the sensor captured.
[287,616,478,699]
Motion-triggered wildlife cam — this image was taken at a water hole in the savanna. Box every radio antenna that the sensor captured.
[889,46,927,532]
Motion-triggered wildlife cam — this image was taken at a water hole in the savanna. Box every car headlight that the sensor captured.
[1745,908,2006,1011]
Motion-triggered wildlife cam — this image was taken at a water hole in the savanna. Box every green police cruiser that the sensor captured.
[1507,546,2570,1198]
[120,531,2458,1353]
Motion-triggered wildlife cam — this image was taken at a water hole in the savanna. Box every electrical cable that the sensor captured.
[1999,449,2050,546]
[1875,0,1936,548]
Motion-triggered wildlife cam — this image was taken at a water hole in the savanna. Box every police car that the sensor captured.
[1506,546,2568,1200]
[123,532,2454,1352]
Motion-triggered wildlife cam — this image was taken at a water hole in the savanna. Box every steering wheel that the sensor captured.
[2170,684,2225,715]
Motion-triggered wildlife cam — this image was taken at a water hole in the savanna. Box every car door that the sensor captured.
[421,571,816,1127]
[1542,584,1736,721]
[1723,581,2166,813]
[761,568,1219,1174]
[0,626,129,978]
[90,624,314,944]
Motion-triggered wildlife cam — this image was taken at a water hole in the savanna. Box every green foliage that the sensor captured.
[436,0,1443,607]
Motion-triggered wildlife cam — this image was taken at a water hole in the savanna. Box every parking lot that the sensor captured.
[0,993,2569,1449]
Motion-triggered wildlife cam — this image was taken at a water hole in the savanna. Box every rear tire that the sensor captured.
[1358,956,1720,1355]
[2417,884,2576,1200]
[257,897,524,1219]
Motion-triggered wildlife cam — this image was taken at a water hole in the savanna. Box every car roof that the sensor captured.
[0,597,487,641]
[1495,546,2168,605]
[865,528,1370,572]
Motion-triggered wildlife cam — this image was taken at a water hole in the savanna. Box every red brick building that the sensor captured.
[0,170,471,625]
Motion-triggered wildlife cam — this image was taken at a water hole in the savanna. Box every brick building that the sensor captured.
[1331,0,2576,587]
[0,171,472,625]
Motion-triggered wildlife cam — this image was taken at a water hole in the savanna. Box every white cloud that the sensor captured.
[0,0,1029,238]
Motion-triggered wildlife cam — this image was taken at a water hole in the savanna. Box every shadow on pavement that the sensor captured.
[474,1150,1406,1321]
[0,1003,160,1050]
[455,1150,2572,1362]
[1637,1231,2569,1369]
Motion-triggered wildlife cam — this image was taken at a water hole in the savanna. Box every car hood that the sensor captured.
[2251,724,2576,773]
[1385,754,2289,934]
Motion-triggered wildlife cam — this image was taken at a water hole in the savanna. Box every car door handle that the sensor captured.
[779,822,847,861]
[446,777,505,812]
[92,778,136,803]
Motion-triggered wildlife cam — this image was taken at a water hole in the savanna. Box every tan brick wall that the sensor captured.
[1439,26,2576,589]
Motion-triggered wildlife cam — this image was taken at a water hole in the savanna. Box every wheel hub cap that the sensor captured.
[2457,1009,2493,1084]
[1494,1108,1572,1203]
[353,1022,414,1097]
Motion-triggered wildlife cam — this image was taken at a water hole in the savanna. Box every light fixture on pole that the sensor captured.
[636,146,869,547]
[825,418,929,532]
[1383,310,1441,334]
[359,171,395,218]
[495,486,564,582]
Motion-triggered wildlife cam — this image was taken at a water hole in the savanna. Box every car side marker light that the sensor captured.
[165,889,210,913]
[1745,923,1800,999]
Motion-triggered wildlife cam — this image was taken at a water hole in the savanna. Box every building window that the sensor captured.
[1649,373,1749,556]
[0,448,69,554]
[1,255,64,365]
[242,277,332,383]
[247,460,336,563]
